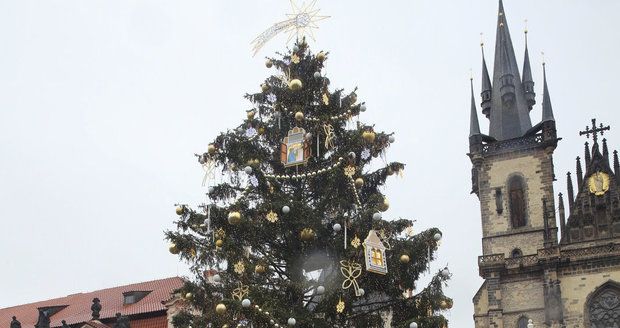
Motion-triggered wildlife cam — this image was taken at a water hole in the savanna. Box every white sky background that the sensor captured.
[1,0,620,326]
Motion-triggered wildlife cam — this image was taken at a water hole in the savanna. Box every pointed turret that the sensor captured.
[522,31,536,109]
[481,45,492,118]
[576,157,584,190]
[602,138,609,162]
[541,63,555,122]
[558,193,566,242]
[488,0,533,140]
[585,142,591,171]
[470,78,481,137]
[566,172,575,212]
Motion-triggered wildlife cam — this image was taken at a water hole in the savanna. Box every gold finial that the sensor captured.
[524,19,529,34]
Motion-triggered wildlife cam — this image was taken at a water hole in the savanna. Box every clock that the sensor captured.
[588,171,610,196]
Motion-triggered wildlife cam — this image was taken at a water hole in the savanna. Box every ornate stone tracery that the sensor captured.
[587,282,620,328]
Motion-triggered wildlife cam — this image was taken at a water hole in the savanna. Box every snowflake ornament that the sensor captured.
[249,175,259,187]
[267,93,277,103]
[361,149,371,160]
[245,127,258,138]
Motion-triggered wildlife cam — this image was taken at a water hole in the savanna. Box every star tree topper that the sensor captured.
[251,0,330,56]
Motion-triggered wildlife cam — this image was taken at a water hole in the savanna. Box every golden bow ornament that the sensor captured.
[340,260,363,297]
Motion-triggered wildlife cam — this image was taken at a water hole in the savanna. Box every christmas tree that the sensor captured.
[165,38,451,328]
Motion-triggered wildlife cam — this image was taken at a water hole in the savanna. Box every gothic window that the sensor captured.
[587,282,620,328]
[508,175,527,228]
[517,316,529,328]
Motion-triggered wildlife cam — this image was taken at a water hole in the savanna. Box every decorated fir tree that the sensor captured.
[166,38,451,328]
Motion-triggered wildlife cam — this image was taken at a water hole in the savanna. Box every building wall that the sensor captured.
[559,263,620,328]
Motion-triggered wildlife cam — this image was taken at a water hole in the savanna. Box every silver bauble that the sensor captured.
[241,299,251,308]
[316,286,325,295]
[313,71,321,79]
[333,223,342,232]
[360,104,367,112]
[409,323,418,328]
[373,212,382,220]
[434,232,442,241]
[282,206,291,214]
[287,318,296,326]
[244,166,253,174]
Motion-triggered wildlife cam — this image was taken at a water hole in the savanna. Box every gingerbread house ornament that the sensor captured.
[280,127,311,167]
[363,230,388,275]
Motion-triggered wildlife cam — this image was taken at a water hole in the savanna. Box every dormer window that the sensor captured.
[123,291,151,305]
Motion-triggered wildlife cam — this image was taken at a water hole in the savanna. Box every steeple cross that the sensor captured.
[579,118,610,144]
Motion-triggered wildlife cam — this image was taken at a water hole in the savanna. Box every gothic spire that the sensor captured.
[558,193,566,241]
[541,62,555,122]
[566,172,575,212]
[585,142,592,171]
[488,0,533,140]
[522,30,536,109]
[576,156,584,190]
[481,44,492,118]
[602,138,609,162]
[470,78,482,137]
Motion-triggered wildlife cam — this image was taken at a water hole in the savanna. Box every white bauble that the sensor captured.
[241,299,251,308]
[282,206,291,214]
[333,223,342,232]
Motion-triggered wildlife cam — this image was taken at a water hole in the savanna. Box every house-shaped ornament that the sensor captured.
[363,230,388,275]
[280,127,311,167]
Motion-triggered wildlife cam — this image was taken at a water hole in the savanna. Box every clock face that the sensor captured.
[588,171,610,196]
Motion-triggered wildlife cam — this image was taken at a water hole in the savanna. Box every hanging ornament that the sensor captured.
[361,148,371,160]
[409,323,418,328]
[175,205,185,215]
[291,54,300,64]
[340,260,363,296]
[354,178,364,189]
[322,93,330,105]
[400,254,410,264]
[287,318,296,326]
[232,282,250,300]
[255,264,266,274]
[258,126,266,135]
[389,135,395,143]
[281,127,311,167]
[362,130,376,143]
[248,175,259,187]
[336,298,345,313]
[212,274,222,283]
[333,223,342,232]
[363,230,388,274]
[344,165,356,177]
[168,243,179,255]
[360,104,367,112]
[267,93,277,103]
[372,212,382,220]
[434,232,443,242]
[201,159,216,188]
[379,197,390,212]
[234,261,246,275]
[208,144,217,154]
[294,111,304,121]
[244,166,253,174]
[316,51,326,61]
[316,286,325,295]
[245,127,258,138]
[242,299,251,308]
[215,228,226,239]
[350,235,361,248]
[260,84,269,92]
[266,211,279,223]
[282,205,290,214]
[314,71,321,79]
[323,124,335,150]
[289,79,303,91]
[228,211,242,225]
[247,110,256,120]
[215,239,224,247]
[265,59,273,68]
[215,303,227,315]
[300,228,316,241]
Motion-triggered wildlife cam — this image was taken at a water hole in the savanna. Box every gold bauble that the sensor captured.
[350,93,358,104]
[316,52,326,61]
[258,127,266,135]
[300,228,315,241]
[265,59,273,68]
[261,84,269,92]
[439,299,452,310]
[247,111,255,120]
[168,243,179,255]
[215,239,224,247]
[295,111,304,121]
[215,303,227,314]
[379,198,390,212]
[208,144,217,154]
[175,205,185,216]
[362,131,376,143]
[400,254,410,264]
[387,167,394,176]
[289,79,303,91]
[255,264,266,274]
[222,325,229,328]
[228,211,242,225]
[185,292,193,300]
[355,178,364,189]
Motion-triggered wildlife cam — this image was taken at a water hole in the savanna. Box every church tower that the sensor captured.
[469,2,620,328]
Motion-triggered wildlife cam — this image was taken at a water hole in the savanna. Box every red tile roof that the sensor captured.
[0,277,184,328]
[131,316,168,328]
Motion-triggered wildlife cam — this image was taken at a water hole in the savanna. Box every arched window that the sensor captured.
[511,248,523,258]
[508,175,527,228]
[517,316,529,328]
[586,281,620,328]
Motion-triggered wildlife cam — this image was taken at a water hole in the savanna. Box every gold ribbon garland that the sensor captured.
[232,282,249,300]
[340,260,363,297]
[323,123,335,150]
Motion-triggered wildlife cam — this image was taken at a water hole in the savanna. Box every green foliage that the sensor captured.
[166,39,450,328]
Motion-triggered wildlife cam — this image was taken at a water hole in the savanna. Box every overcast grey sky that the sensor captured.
[1,0,619,326]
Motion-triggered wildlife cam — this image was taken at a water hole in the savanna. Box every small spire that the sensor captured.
[470,77,482,137]
[558,193,566,242]
[585,142,592,170]
[614,150,619,176]
[576,157,584,190]
[603,138,609,162]
[541,62,555,122]
[522,24,535,109]
[480,39,492,118]
[566,172,575,212]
